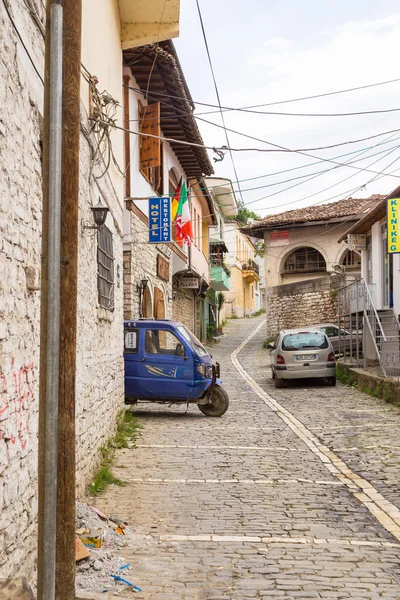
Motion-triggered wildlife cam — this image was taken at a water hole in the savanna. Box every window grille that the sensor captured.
[283,247,326,273]
[97,226,114,310]
[342,250,361,268]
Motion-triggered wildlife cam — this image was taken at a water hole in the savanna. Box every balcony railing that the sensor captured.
[242,260,259,275]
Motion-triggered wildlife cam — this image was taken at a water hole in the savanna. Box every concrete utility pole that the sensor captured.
[38,1,82,598]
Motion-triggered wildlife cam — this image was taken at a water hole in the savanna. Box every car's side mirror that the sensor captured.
[267,343,274,349]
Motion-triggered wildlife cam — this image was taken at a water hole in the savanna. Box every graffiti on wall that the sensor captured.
[0,359,35,464]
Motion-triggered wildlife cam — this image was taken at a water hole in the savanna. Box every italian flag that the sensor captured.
[175,180,193,246]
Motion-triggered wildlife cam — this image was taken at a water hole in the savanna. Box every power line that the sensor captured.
[125,83,400,171]
[194,0,244,203]
[2,0,44,85]
[103,117,400,182]
[124,76,400,114]
[243,143,400,213]
[224,137,400,198]
[205,134,400,191]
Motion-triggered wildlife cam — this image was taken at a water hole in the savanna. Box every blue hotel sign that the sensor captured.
[149,197,171,243]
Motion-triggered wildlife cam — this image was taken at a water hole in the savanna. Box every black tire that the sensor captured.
[327,375,337,386]
[198,385,229,417]
[275,376,284,388]
[271,367,276,380]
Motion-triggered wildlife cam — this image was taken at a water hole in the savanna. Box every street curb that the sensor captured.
[338,363,400,406]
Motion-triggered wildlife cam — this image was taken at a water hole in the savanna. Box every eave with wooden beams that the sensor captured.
[123,41,214,180]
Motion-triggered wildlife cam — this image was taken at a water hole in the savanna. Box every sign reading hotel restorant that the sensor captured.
[149,197,171,243]
[387,198,400,254]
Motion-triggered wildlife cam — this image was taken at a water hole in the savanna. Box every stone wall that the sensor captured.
[123,206,172,321]
[172,289,194,330]
[0,0,45,580]
[266,275,346,338]
[75,112,125,492]
[0,0,126,582]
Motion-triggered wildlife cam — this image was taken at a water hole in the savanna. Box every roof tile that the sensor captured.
[246,195,385,229]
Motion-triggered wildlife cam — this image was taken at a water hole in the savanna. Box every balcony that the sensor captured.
[242,260,260,283]
[210,259,230,291]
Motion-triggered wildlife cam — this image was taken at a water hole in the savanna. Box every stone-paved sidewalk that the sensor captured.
[90,316,400,599]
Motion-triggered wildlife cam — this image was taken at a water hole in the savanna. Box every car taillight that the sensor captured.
[276,355,285,365]
[327,352,335,362]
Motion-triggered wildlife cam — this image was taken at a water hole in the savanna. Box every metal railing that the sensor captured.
[337,277,400,378]
[242,260,260,275]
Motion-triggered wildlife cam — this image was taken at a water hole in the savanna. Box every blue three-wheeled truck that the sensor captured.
[124,319,229,417]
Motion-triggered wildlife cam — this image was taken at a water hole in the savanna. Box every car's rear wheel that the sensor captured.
[198,385,229,417]
[327,375,337,386]
[271,367,276,380]
[275,376,284,388]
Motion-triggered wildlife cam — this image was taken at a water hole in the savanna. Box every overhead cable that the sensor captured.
[124,76,400,113]
[101,118,400,182]
[194,0,244,201]
[2,0,44,84]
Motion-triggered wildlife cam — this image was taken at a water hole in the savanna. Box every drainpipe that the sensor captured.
[37,2,63,599]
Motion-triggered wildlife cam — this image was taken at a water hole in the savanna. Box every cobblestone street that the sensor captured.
[94,316,400,599]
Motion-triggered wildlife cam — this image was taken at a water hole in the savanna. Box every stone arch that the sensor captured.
[280,246,327,274]
[154,286,166,319]
[338,247,362,270]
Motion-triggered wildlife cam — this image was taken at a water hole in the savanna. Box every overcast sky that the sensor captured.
[174,0,400,216]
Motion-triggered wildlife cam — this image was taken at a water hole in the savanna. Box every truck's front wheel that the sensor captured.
[198,385,229,417]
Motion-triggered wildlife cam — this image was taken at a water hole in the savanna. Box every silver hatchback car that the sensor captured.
[268,328,336,388]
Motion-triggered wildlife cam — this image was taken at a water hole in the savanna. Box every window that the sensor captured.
[321,326,338,337]
[176,325,208,357]
[124,329,138,353]
[282,332,328,351]
[138,101,163,195]
[342,250,361,269]
[97,226,114,310]
[145,329,185,356]
[283,247,326,273]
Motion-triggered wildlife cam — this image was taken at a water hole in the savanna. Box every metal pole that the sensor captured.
[363,316,367,370]
[37,3,63,599]
[338,290,341,358]
[202,296,207,341]
[356,280,359,368]
[350,312,353,363]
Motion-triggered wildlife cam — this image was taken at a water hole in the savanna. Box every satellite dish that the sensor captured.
[333,264,345,274]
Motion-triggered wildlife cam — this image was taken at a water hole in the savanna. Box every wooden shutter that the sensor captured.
[154,287,165,319]
[139,102,161,169]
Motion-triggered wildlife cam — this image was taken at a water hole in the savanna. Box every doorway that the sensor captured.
[382,223,393,308]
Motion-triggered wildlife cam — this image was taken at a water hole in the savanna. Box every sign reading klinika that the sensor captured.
[149,197,171,243]
[387,198,400,254]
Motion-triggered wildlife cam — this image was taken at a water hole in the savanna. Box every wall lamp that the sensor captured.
[82,198,109,235]
[137,279,149,318]
[136,279,149,294]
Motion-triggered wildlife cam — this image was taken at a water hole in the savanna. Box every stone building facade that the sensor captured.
[122,43,214,333]
[223,223,260,319]
[0,0,45,578]
[123,201,173,321]
[241,196,384,290]
[0,0,179,585]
